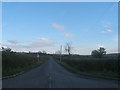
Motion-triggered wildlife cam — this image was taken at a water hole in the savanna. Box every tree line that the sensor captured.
[56,42,106,58]
[1,42,107,58]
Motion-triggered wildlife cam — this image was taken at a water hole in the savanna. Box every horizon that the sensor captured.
[2,2,118,55]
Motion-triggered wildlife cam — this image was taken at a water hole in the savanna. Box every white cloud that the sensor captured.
[4,41,54,52]
[4,37,55,52]
[4,44,29,52]
[52,23,65,30]
[30,41,52,48]
[107,29,113,32]
[36,37,54,42]
[7,40,19,44]
[63,33,73,38]
[101,29,113,34]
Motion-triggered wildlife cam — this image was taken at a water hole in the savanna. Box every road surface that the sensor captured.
[2,57,119,88]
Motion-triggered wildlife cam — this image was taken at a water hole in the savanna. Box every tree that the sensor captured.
[2,47,4,51]
[38,51,42,55]
[65,42,72,56]
[98,47,106,57]
[91,50,99,57]
[91,47,106,58]
[2,47,11,52]
[6,48,11,52]
[42,50,46,54]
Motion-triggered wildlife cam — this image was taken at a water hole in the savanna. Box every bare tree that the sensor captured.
[65,42,72,56]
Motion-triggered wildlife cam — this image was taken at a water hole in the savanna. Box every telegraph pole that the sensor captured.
[60,45,62,62]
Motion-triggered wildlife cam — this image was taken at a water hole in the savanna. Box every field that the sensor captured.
[54,55,119,79]
[2,51,49,78]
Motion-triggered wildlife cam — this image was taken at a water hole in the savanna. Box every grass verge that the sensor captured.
[54,57,119,80]
[2,51,49,79]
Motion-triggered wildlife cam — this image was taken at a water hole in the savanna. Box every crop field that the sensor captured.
[54,55,119,79]
[2,51,49,77]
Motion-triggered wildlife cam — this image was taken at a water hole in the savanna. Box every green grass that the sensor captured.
[55,60,78,73]
[2,51,49,78]
[54,56,119,79]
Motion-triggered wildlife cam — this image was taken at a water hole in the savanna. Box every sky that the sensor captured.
[2,2,118,55]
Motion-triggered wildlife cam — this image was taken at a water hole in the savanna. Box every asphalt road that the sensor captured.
[2,57,119,88]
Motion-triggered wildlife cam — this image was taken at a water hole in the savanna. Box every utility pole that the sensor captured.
[37,53,40,62]
[60,45,62,62]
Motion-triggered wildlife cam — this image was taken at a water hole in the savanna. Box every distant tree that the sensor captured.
[65,42,72,58]
[91,50,99,57]
[38,51,42,54]
[2,47,11,52]
[98,47,106,57]
[91,47,106,58]
[42,50,46,54]
[7,48,11,52]
[2,47,4,51]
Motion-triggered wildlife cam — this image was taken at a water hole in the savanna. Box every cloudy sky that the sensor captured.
[2,2,118,55]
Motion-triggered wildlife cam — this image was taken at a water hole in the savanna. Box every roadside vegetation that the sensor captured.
[54,42,119,79]
[2,47,49,78]
[54,56,119,79]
